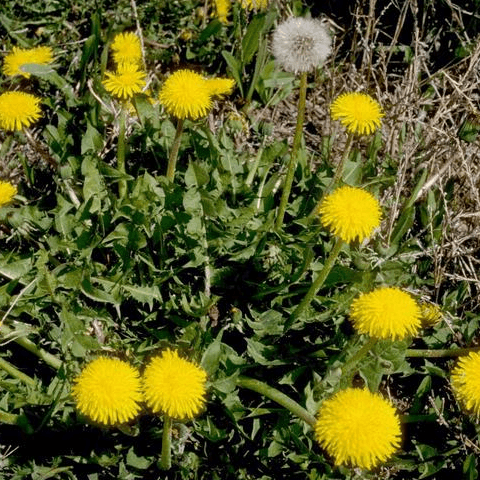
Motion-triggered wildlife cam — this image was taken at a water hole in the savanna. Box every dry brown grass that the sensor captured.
[262,0,480,315]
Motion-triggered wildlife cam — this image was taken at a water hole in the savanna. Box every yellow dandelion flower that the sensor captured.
[159,69,212,120]
[318,185,381,244]
[240,0,269,10]
[331,92,384,135]
[0,181,17,207]
[103,63,146,100]
[111,32,142,67]
[2,46,53,78]
[350,286,421,340]
[451,352,480,416]
[72,357,143,426]
[214,0,231,23]
[143,349,207,420]
[315,388,401,470]
[0,91,42,131]
[420,302,443,328]
[206,77,235,97]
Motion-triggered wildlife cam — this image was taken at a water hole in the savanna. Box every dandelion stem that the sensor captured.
[160,414,172,470]
[328,131,355,191]
[0,409,34,433]
[0,410,22,425]
[406,346,480,358]
[0,324,62,370]
[0,357,36,386]
[117,105,127,198]
[274,71,308,231]
[167,118,185,182]
[308,131,354,219]
[342,337,377,386]
[236,376,316,427]
[289,237,343,325]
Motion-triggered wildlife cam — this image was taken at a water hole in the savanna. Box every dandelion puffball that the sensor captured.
[272,17,331,74]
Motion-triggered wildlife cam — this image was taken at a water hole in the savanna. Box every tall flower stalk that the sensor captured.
[289,236,343,323]
[166,118,185,182]
[117,105,128,198]
[158,69,234,182]
[236,376,316,427]
[274,71,307,230]
[143,349,207,470]
[103,53,147,197]
[310,92,383,217]
[290,186,381,325]
[271,17,331,230]
[160,415,173,470]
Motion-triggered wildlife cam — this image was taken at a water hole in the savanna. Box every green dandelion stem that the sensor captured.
[289,237,344,324]
[160,414,173,470]
[0,409,33,433]
[328,130,354,191]
[0,324,62,371]
[274,71,308,231]
[237,376,316,427]
[308,131,354,220]
[167,118,185,182]
[406,346,480,358]
[117,105,127,198]
[342,337,378,385]
[0,357,36,386]
[0,409,21,425]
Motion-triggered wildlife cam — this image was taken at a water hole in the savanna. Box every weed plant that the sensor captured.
[1,0,480,479]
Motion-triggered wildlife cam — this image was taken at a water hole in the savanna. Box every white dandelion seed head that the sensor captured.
[272,17,332,74]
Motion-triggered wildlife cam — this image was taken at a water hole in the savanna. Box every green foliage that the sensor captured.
[0,0,479,479]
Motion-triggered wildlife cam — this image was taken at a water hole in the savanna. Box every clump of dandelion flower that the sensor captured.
[2,46,53,78]
[350,286,421,340]
[240,0,269,11]
[318,185,381,244]
[103,63,146,100]
[315,388,401,470]
[451,352,480,416]
[330,92,384,135]
[206,77,236,97]
[143,349,207,420]
[110,32,142,67]
[159,69,212,120]
[419,302,443,328]
[214,0,231,23]
[0,181,17,208]
[0,91,42,131]
[272,17,331,74]
[72,357,143,426]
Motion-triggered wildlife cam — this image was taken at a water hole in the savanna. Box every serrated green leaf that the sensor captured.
[241,14,265,65]
[222,51,243,97]
[81,122,104,154]
[126,448,151,470]
[201,331,223,376]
